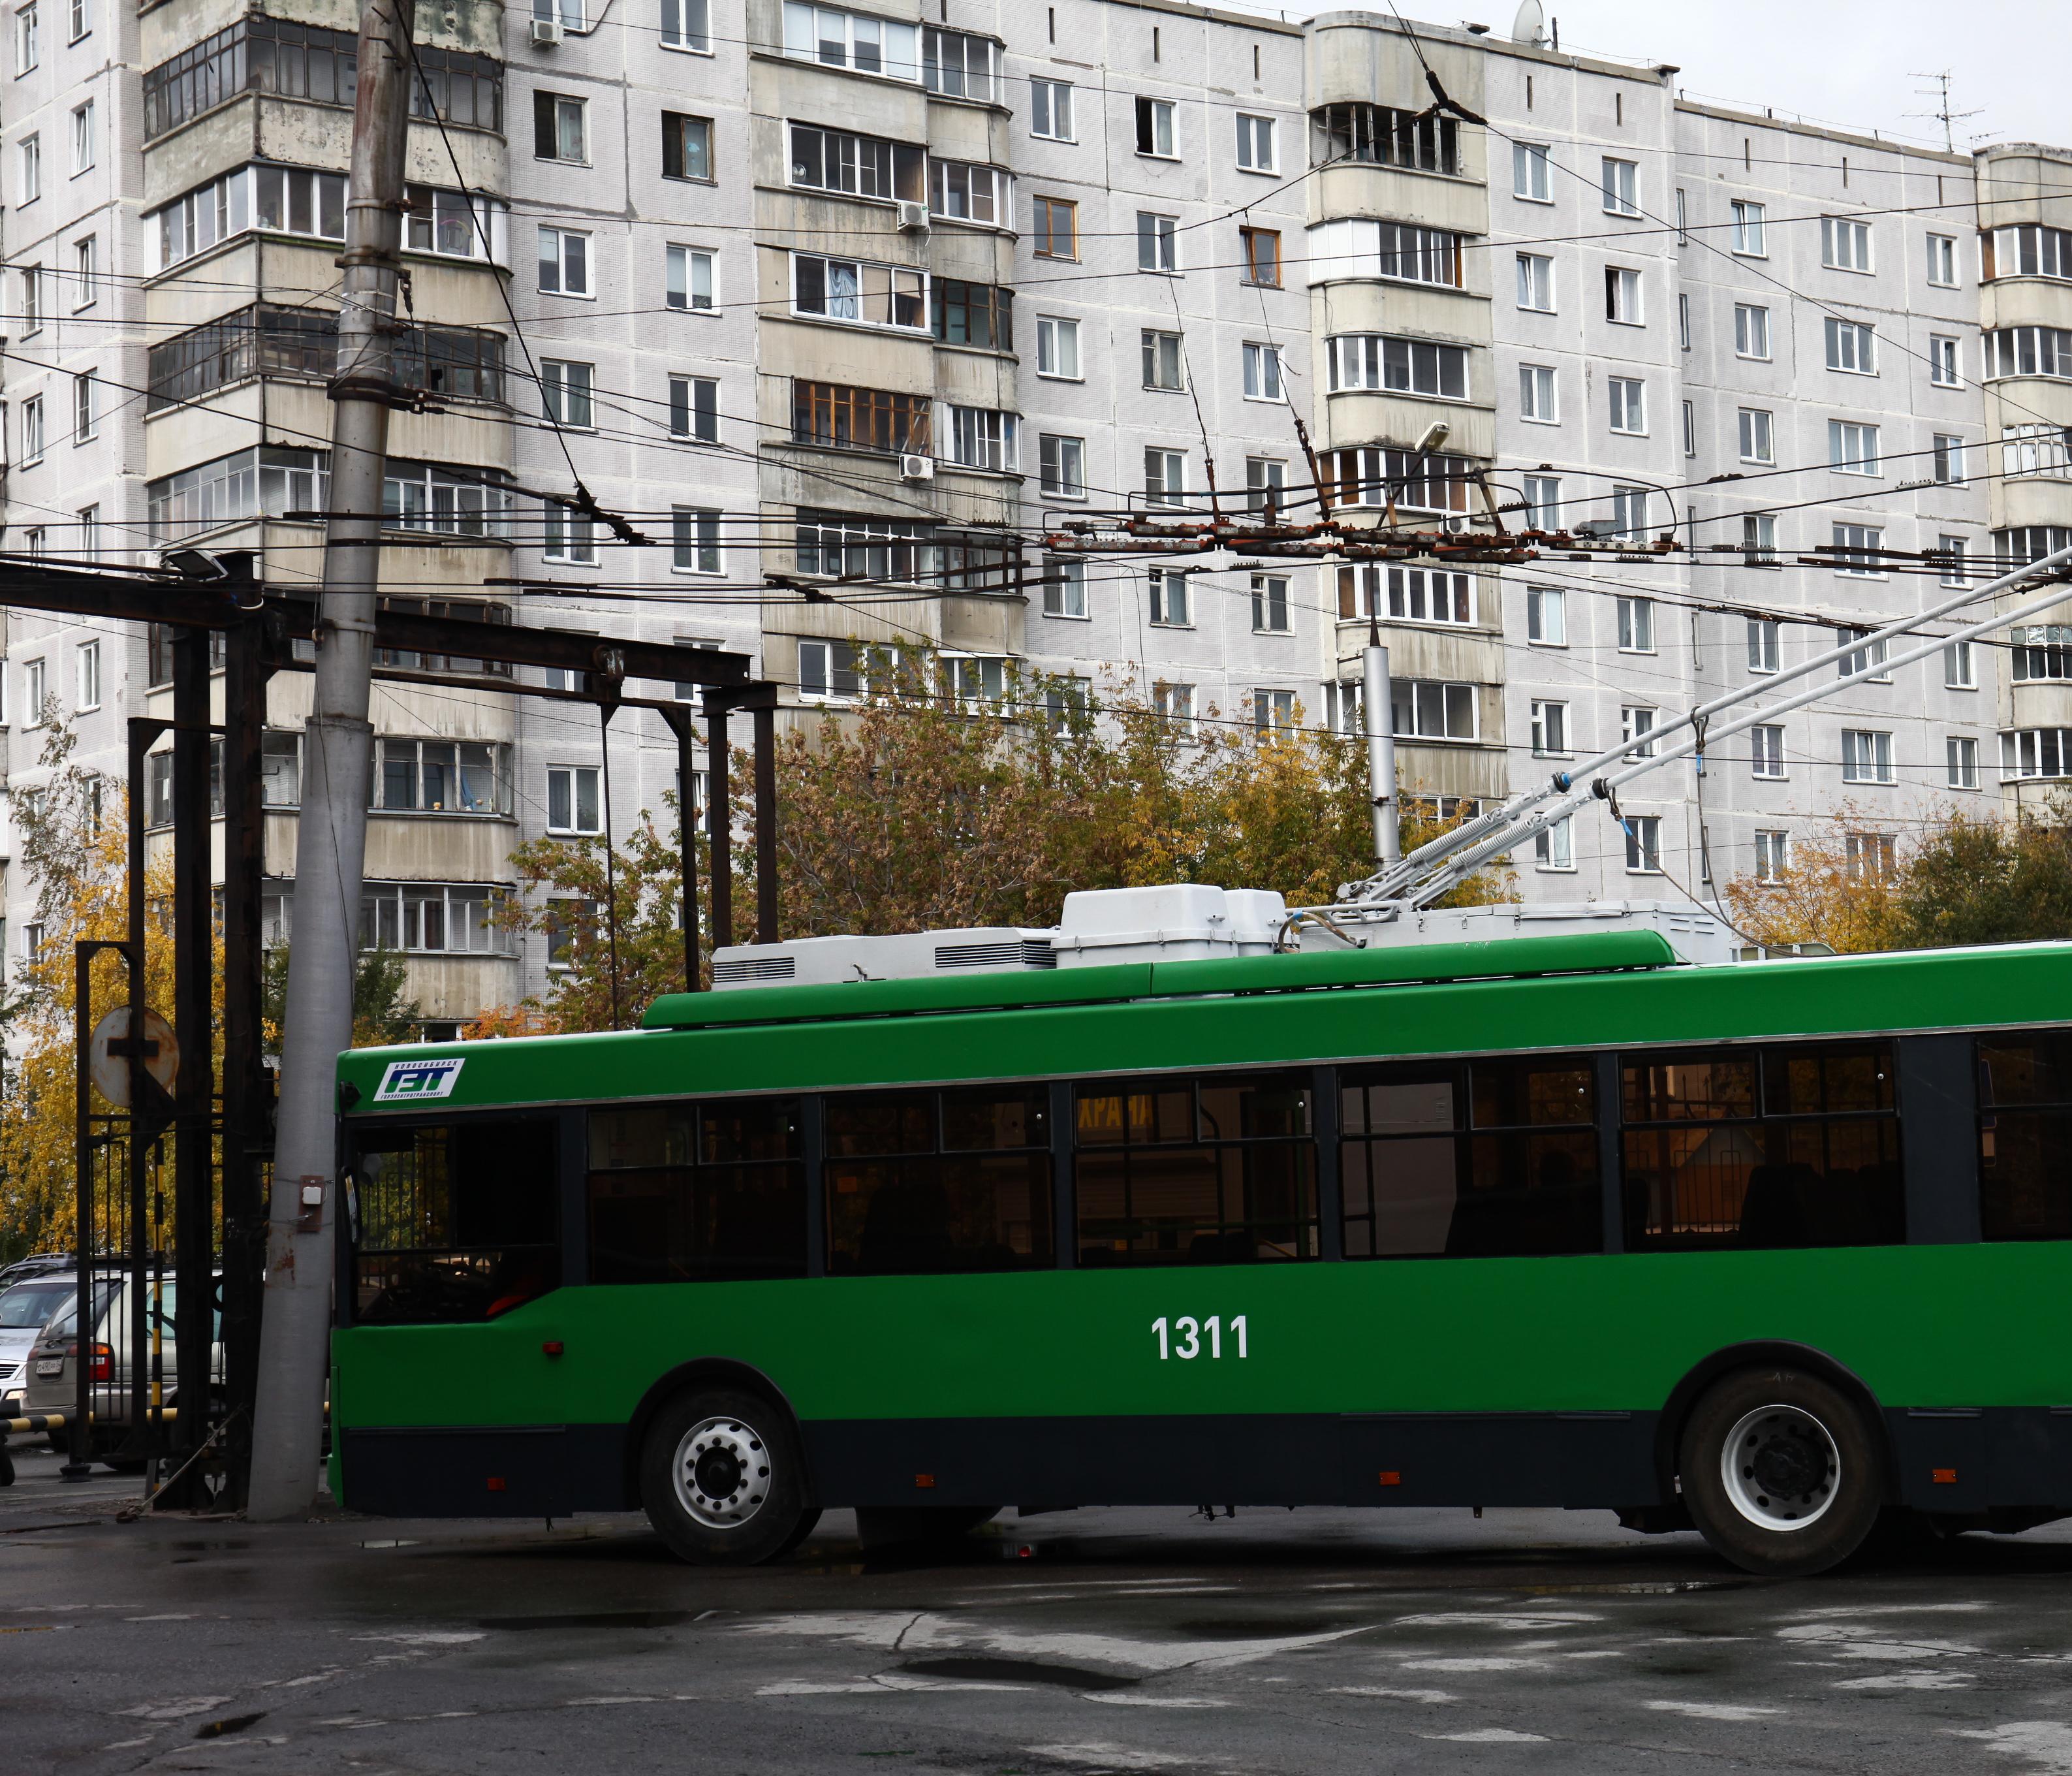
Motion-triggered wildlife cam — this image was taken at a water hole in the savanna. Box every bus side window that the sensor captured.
[351,1118,560,1324]
[1978,1030,2072,1240]
[1621,1042,1902,1252]
[1340,1058,1598,1260]
[1075,1071,1317,1265]
[587,1099,806,1284]
[824,1086,1052,1276]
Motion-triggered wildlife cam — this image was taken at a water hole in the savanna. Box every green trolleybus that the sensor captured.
[328,928,2072,1576]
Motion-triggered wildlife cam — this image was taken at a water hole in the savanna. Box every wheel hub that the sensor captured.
[1719,1404,1840,1532]
[672,1416,772,1530]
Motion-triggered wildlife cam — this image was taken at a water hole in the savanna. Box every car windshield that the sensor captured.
[0,1280,74,1329]
[40,1283,118,1341]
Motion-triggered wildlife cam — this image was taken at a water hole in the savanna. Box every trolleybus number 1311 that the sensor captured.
[1151,1315,1249,1360]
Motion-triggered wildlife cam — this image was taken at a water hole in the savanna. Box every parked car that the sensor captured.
[23,1272,221,1465]
[0,1272,83,1418]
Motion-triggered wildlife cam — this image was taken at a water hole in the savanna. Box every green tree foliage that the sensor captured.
[509,660,1510,1032]
[260,944,425,1054]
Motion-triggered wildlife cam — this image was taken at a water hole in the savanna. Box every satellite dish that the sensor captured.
[1513,0,1546,45]
[89,1006,178,1109]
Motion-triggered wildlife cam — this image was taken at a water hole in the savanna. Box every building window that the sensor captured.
[1043,556,1087,618]
[922,25,998,100]
[1031,78,1073,140]
[1829,420,1880,475]
[931,278,1012,351]
[533,90,586,162]
[70,99,93,173]
[1947,736,1979,789]
[1926,233,1957,286]
[1235,112,1276,172]
[76,503,97,558]
[1251,574,1290,633]
[72,370,95,443]
[663,244,715,313]
[1516,363,1556,423]
[1152,682,1195,738]
[1308,218,1463,288]
[1929,334,1960,387]
[781,4,922,79]
[1141,330,1184,390]
[1836,626,1891,682]
[20,394,43,464]
[542,507,596,565]
[1946,636,1975,688]
[1136,210,1176,272]
[790,381,931,454]
[2002,729,2072,781]
[1530,699,1568,756]
[1605,265,1642,323]
[18,133,40,204]
[796,639,862,702]
[661,0,711,51]
[1326,333,1468,398]
[546,765,603,834]
[1535,816,1575,871]
[1320,447,1473,516]
[1682,400,1696,456]
[1750,723,1785,779]
[791,253,927,330]
[1526,585,1565,645]
[1621,706,1657,759]
[22,658,44,725]
[1516,251,1554,311]
[1999,526,2072,565]
[1933,434,1968,484]
[1246,458,1285,514]
[1310,102,1458,172]
[947,405,1015,471]
[1147,566,1189,626]
[539,225,589,296]
[932,160,1012,226]
[404,183,508,262]
[1513,141,1550,201]
[1846,833,1897,881]
[1985,325,2072,379]
[1390,678,1477,742]
[1738,407,1774,464]
[1748,617,1779,673]
[1032,195,1076,259]
[667,375,717,442]
[1240,226,1280,286]
[2003,424,2071,481]
[1731,200,1766,255]
[1242,341,1283,400]
[1617,595,1655,653]
[1754,831,1789,882]
[787,123,924,201]
[1035,315,1080,379]
[1608,376,1646,434]
[1984,224,2072,281]
[1611,486,1651,539]
[1039,433,1085,500]
[1135,96,1175,158]
[74,639,99,711]
[1678,292,1691,351]
[1742,513,1778,565]
[16,0,35,69]
[541,358,594,428]
[1832,522,1884,576]
[671,506,721,574]
[373,738,513,813]
[1624,815,1663,874]
[1821,215,1872,272]
[2009,626,2072,682]
[661,111,713,182]
[1522,475,1560,530]
[1824,318,1875,373]
[1143,447,1187,505]
[1735,302,1771,359]
[1841,729,1894,784]
[72,234,94,308]
[1601,155,1639,217]
[1254,690,1297,739]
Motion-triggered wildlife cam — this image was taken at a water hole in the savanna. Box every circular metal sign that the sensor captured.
[89,1006,178,1108]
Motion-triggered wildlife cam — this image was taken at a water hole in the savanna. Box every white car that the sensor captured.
[0,1272,82,1418]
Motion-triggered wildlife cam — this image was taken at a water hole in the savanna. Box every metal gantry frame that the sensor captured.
[7,556,776,1502]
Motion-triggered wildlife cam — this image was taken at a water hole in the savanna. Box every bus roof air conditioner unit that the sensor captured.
[900,453,934,481]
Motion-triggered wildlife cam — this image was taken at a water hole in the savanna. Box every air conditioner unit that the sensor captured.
[896,200,930,232]
[530,17,563,45]
[900,453,935,481]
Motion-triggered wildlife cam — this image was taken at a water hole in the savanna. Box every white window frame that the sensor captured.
[1250,572,1291,634]
[660,0,712,53]
[1030,78,1074,142]
[1840,729,1895,785]
[1516,252,1554,312]
[1734,302,1771,360]
[1616,595,1655,654]
[1038,432,1085,500]
[665,243,715,313]
[1526,585,1565,646]
[1825,317,1876,375]
[1530,698,1569,757]
[1518,362,1557,424]
[1743,513,1779,566]
[1513,142,1550,202]
[18,131,41,205]
[1035,314,1081,380]
[1738,407,1774,465]
[1750,723,1785,780]
[1926,232,1958,287]
[1147,565,1190,627]
[1601,155,1639,217]
[1747,617,1780,674]
[1136,96,1176,160]
[670,505,722,575]
[1242,341,1283,402]
[1821,215,1873,273]
[1832,522,1885,577]
[1829,419,1881,477]
[1624,814,1663,875]
[74,638,99,711]
[69,99,92,175]
[1754,831,1789,883]
[1608,376,1647,436]
[1730,200,1766,257]
[1933,433,1968,485]
[1620,705,1658,759]
[1605,265,1643,325]
[538,225,591,297]
[545,764,603,834]
[1137,210,1177,273]
[1235,112,1276,174]
[1947,735,1979,790]
[1929,334,1960,388]
[1043,555,1088,619]
[1535,814,1575,872]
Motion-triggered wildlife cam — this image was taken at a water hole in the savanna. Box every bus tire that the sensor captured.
[1678,1369,1884,1577]
[639,1388,813,1566]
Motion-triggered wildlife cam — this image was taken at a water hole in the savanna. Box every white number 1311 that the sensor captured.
[1151,1315,1248,1360]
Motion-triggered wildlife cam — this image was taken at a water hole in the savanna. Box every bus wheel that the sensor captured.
[640,1389,814,1566]
[1679,1369,1883,1577]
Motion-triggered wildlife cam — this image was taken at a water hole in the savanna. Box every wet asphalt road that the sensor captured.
[10,1441,2072,1774]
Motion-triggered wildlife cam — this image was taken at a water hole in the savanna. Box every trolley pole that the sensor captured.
[1363,618,1398,868]
[248,0,415,1520]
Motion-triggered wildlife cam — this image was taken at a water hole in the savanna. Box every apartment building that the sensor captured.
[0,1,2065,1028]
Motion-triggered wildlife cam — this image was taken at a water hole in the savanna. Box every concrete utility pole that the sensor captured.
[248,0,415,1520]
[1363,624,1398,869]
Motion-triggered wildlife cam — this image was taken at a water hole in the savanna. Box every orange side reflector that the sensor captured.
[486,1476,507,1492]
[1932,1467,1958,1485]
[915,1473,936,1489]
[1378,1470,1402,1487]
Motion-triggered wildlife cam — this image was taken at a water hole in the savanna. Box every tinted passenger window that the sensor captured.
[1076,1072,1316,1265]
[351,1118,559,1323]
[1979,1031,2072,1239]
[589,1098,805,1283]
[826,1086,1051,1275]
[1341,1058,1598,1259]
[1622,1043,1901,1251]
